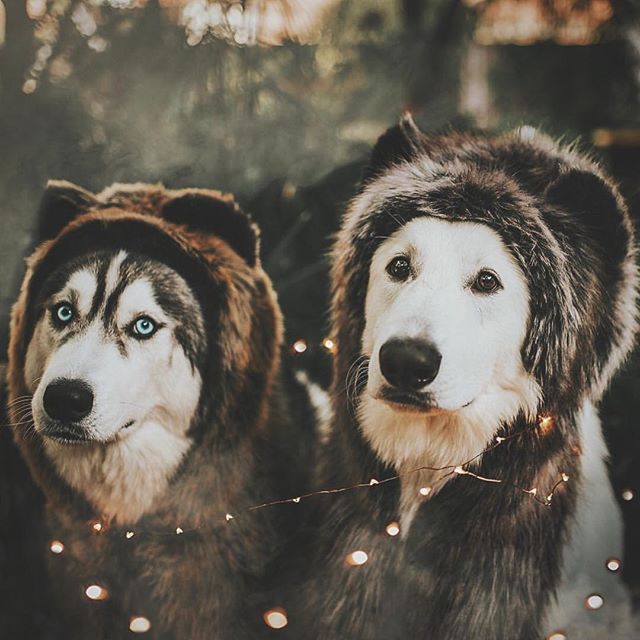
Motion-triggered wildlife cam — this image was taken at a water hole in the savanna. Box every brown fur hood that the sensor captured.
[7,180,283,519]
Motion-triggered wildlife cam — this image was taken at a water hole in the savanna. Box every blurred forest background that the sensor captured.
[1,0,640,614]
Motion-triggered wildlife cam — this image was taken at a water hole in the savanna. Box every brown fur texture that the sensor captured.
[7,181,310,639]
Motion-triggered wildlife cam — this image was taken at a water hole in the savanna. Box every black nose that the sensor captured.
[43,379,94,423]
[379,338,442,391]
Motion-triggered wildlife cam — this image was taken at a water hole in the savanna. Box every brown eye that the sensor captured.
[473,270,502,294]
[386,256,412,281]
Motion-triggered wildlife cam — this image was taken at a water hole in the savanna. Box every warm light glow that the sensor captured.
[176,527,184,535]
[92,521,103,533]
[129,616,151,633]
[22,79,37,94]
[585,593,604,610]
[385,522,400,537]
[263,607,288,629]
[50,540,64,554]
[26,0,47,20]
[322,338,336,353]
[621,489,634,501]
[547,632,567,640]
[292,497,301,503]
[606,558,621,572]
[369,478,379,486]
[561,473,570,482]
[346,550,368,566]
[538,415,554,435]
[126,531,135,539]
[225,513,234,521]
[292,339,307,354]
[419,486,432,496]
[85,584,108,601]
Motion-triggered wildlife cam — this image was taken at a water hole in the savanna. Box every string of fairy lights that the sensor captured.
[8,336,633,637]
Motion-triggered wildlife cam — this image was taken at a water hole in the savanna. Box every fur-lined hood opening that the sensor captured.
[7,181,283,516]
[331,116,638,428]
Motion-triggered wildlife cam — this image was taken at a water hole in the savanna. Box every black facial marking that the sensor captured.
[87,258,110,322]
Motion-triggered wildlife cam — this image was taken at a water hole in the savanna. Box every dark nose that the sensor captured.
[379,338,442,391]
[43,379,94,423]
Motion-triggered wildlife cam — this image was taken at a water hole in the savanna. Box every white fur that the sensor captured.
[545,400,638,638]
[360,217,540,529]
[24,252,202,523]
[295,370,333,445]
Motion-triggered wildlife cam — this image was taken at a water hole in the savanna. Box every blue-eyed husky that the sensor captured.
[7,181,313,639]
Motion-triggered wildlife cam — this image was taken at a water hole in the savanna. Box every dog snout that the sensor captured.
[43,379,94,423]
[379,338,442,391]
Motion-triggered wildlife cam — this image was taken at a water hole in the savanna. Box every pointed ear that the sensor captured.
[363,113,427,184]
[37,180,98,241]
[161,191,259,267]
[545,169,628,265]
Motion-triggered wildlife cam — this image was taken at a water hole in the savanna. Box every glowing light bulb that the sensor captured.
[292,339,307,354]
[585,593,604,610]
[561,473,570,482]
[322,338,336,353]
[85,584,108,601]
[129,616,151,633]
[419,486,432,496]
[538,415,554,434]
[125,531,135,539]
[621,489,634,501]
[50,540,64,554]
[92,521,103,533]
[346,550,368,566]
[175,527,184,535]
[225,513,234,521]
[606,558,621,572]
[292,497,301,503]
[369,478,379,486]
[385,522,400,537]
[263,608,288,629]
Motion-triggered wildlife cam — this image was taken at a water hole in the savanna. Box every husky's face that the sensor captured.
[23,250,205,520]
[26,250,204,445]
[360,217,541,471]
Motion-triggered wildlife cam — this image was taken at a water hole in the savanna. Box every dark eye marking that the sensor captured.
[386,255,412,282]
[51,301,75,327]
[471,270,503,295]
[128,315,162,340]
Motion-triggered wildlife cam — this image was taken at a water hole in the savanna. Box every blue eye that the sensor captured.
[132,316,157,339]
[54,303,74,324]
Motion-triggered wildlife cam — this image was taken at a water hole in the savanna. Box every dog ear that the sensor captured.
[161,191,259,267]
[37,180,98,241]
[363,112,427,184]
[545,169,628,265]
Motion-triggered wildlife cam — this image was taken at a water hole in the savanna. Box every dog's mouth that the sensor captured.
[41,419,136,445]
[376,388,474,415]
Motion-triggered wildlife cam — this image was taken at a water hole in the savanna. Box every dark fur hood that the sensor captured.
[332,116,637,427]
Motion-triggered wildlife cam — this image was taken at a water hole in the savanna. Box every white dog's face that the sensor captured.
[360,217,541,472]
[23,250,205,522]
